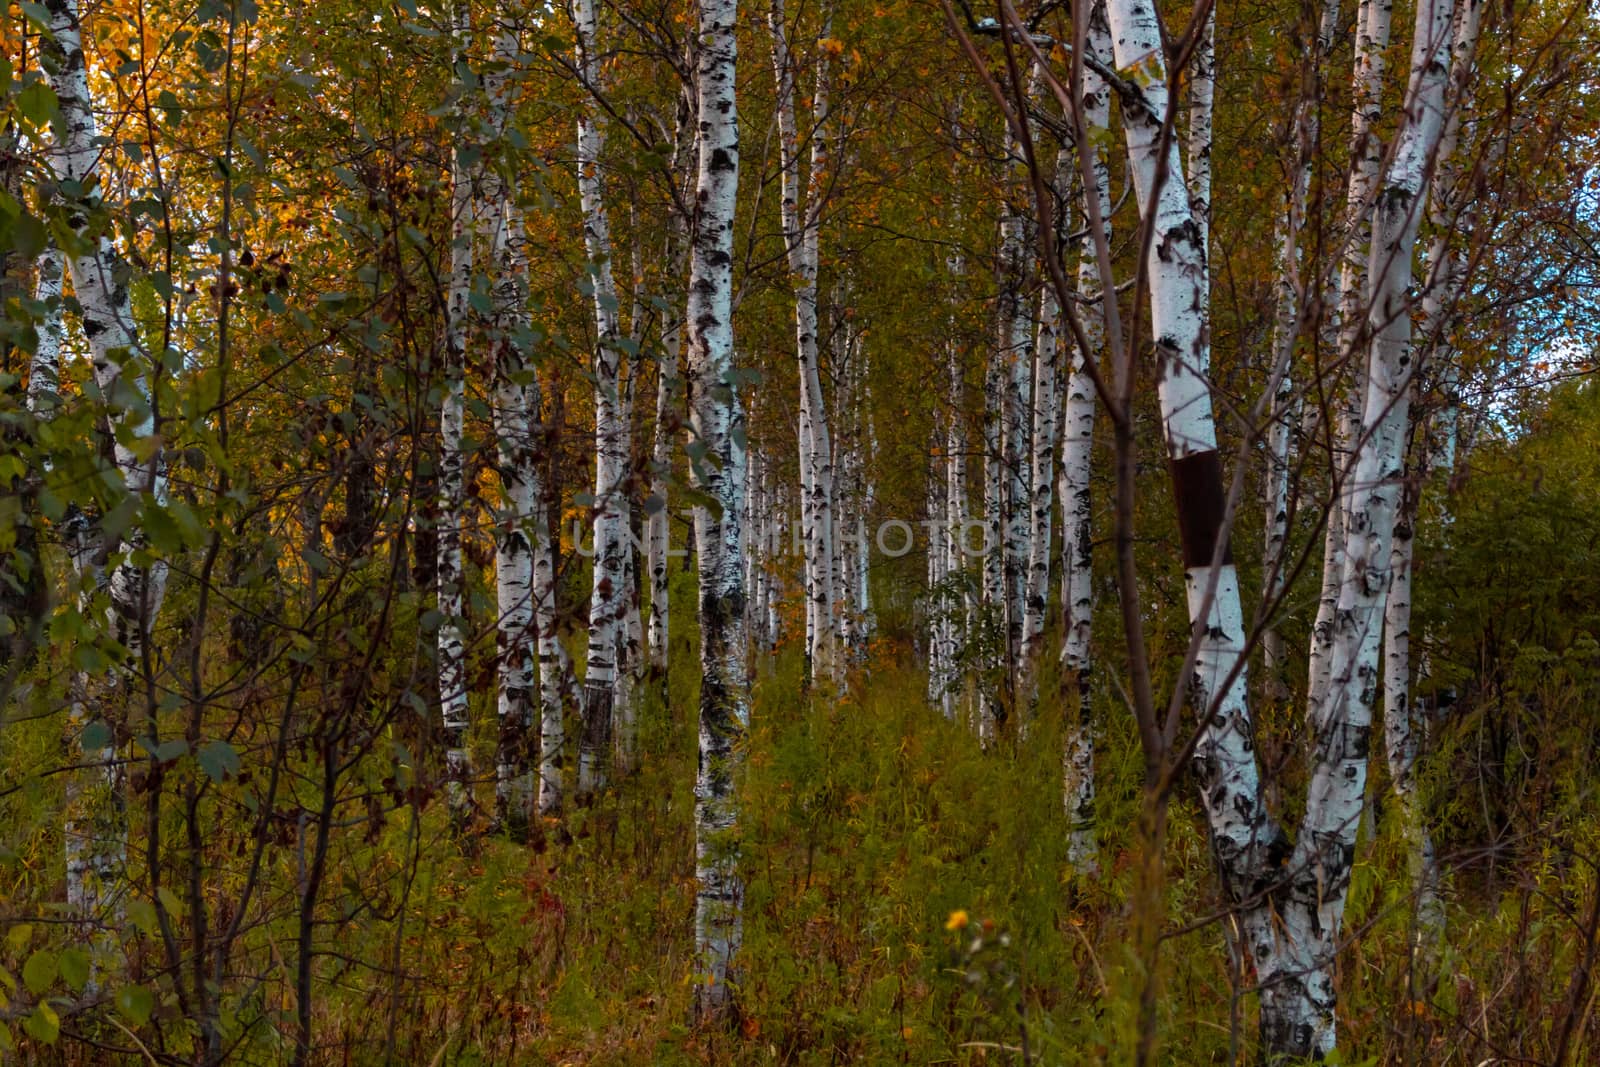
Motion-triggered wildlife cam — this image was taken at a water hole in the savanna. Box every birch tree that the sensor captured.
[437,1,479,829]
[1380,0,1484,946]
[940,229,972,722]
[769,0,842,682]
[1276,0,1466,1050]
[535,449,566,815]
[998,114,1035,693]
[647,84,696,681]
[485,23,541,836]
[685,0,749,1021]
[43,0,172,929]
[1260,0,1342,693]
[1020,148,1065,691]
[573,0,630,797]
[1058,0,1113,867]
[1307,0,1395,721]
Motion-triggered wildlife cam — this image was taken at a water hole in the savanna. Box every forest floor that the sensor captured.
[312,620,1271,1067]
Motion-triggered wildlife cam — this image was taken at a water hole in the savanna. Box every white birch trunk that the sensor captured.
[980,208,1018,739]
[1060,0,1112,867]
[28,247,65,416]
[485,28,540,836]
[1103,0,1294,1047]
[43,0,170,660]
[573,0,629,797]
[1307,0,1396,723]
[1284,0,1459,1052]
[1382,0,1482,946]
[647,86,695,678]
[855,404,876,654]
[943,259,972,722]
[45,0,169,933]
[927,440,951,706]
[769,0,840,683]
[1261,0,1341,695]
[534,475,565,816]
[1021,150,1067,680]
[62,514,123,982]
[437,2,478,828]
[1186,7,1214,353]
[687,0,749,1020]
[1000,165,1035,682]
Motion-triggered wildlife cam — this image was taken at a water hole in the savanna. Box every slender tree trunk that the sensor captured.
[573,0,629,798]
[999,131,1036,693]
[1261,0,1342,696]
[1059,0,1113,868]
[943,239,971,721]
[534,463,565,816]
[927,435,951,706]
[769,0,840,684]
[686,0,749,1022]
[44,0,169,939]
[1307,0,1395,723]
[437,2,481,829]
[614,327,645,772]
[1381,0,1482,949]
[1276,0,1459,1053]
[485,28,541,836]
[1101,0,1293,1051]
[647,84,695,682]
[1021,148,1066,693]
[27,248,65,415]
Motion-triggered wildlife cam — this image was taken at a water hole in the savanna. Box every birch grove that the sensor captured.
[3,0,1596,1059]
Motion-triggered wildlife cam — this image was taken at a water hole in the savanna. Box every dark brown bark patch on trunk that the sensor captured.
[1169,449,1232,568]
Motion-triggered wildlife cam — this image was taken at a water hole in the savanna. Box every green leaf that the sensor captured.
[156,887,183,920]
[12,213,46,259]
[197,741,240,783]
[142,503,185,554]
[21,950,56,995]
[115,984,154,1025]
[152,739,188,764]
[80,720,112,752]
[57,949,89,993]
[16,81,57,127]
[22,1003,57,1045]
[18,3,51,32]
[6,923,32,953]
[126,899,158,938]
